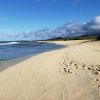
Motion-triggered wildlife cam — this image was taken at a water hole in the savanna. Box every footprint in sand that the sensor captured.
[65,64,68,67]
[95,78,99,82]
[87,67,91,70]
[63,68,72,74]
[68,70,72,74]
[96,65,100,67]
[74,63,78,69]
[96,67,100,72]
[63,60,66,65]
[94,78,100,88]
[63,68,67,73]
[69,61,73,66]
[81,64,86,68]
[97,85,100,88]
[91,65,94,68]
[92,70,99,75]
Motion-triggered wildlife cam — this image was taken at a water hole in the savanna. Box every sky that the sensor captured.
[0,0,100,40]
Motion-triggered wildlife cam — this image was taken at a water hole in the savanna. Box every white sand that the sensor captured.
[0,40,100,100]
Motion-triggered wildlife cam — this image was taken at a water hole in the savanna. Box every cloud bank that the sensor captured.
[0,15,100,41]
[82,16,100,33]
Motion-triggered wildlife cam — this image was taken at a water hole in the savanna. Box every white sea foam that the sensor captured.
[0,42,19,45]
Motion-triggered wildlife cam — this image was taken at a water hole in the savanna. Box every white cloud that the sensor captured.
[82,15,100,33]
[94,16,100,23]
[0,33,14,41]
[0,15,100,41]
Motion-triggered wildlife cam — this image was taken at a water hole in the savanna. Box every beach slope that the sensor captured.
[0,40,100,100]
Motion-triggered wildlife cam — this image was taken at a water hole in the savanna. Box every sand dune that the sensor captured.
[0,40,100,100]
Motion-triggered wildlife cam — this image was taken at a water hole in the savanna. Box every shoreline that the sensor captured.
[0,41,65,72]
[0,40,100,100]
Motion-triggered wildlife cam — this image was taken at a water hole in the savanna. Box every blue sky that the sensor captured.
[0,0,100,35]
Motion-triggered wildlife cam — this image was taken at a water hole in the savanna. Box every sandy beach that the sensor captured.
[0,40,100,100]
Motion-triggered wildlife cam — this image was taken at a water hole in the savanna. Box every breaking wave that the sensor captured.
[0,42,19,45]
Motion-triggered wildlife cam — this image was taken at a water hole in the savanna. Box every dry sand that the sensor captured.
[0,40,100,100]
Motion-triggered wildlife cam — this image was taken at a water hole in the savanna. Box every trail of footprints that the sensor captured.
[59,56,84,75]
[59,55,100,75]
[59,55,100,88]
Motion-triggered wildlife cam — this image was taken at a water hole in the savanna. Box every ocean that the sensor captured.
[0,41,64,71]
[0,41,64,61]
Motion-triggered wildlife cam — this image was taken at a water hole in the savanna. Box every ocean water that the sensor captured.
[0,41,63,61]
